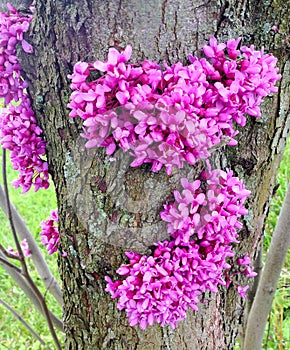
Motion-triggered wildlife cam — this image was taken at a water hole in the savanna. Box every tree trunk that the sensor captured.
[20,0,290,349]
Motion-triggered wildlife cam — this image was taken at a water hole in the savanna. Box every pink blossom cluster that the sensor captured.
[105,168,253,329]
[106,243,202,330]
[0,4,49,192]
[0,3,33,103]
[161,167,251,246]
[40,209,60,255]
[6,238,31,258]
[67,39,279,329]
[68,38,280,174]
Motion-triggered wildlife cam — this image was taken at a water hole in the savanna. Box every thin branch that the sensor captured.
[243,182,290,350]
[246,243,263,313]
[0,183,63,306]
[0,251,63,331]
[265,314,271,350]
[0,298,51,349]
[0,255,22,273]
[0,242,21,260]
[2,149,62,350]
[2,150,27,271]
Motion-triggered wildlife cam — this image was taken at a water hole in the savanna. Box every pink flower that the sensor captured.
[40,210,60,254]
[93,45,132,72]
[68,40,280,175]
[237,285,249,299]
[106,240,205,329]
[237,254,252,266]
[0,5,49,192]
[6,238,31,258]
[106,166,254,329]
[65,38,281,329]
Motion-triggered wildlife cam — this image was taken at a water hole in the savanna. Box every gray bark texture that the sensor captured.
[18,0,290,349]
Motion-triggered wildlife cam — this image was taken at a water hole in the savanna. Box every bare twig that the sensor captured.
[2,149,62,350]
[265,314,271,350]
[0,183,63,306]
[0,243,21,260]
[0,298,51,349]
[0,251,63,331]
[243,182,290,350]
[246,244,263,313]
[2,150,27,270]
[0,254,22,273]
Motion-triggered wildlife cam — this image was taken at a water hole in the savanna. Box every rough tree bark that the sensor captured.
[19,1,289,349]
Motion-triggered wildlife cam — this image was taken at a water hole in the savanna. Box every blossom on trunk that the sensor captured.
[40,210,60,255]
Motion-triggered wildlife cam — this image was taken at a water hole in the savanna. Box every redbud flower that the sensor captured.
[6,238,31,258]
[40,210,60,254]
[66,38,280,330]
[0,5,49,192]
[106,167,253,329]
[68,39,280,174]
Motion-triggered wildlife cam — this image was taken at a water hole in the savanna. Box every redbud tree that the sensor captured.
[1,1,290,349]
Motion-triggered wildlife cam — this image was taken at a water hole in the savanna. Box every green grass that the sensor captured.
[0,148,63,349]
